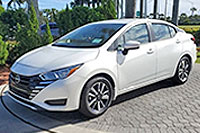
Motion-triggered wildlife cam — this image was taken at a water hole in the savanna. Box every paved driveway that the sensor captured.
[0,64,200,133]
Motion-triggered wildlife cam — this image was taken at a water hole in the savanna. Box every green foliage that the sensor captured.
[196,52,200,64]
[97,0,116,19]
[43,8,58,22]
[179,25,200,32]
[29,1,39,33]
[43,19,53,44]
[8,3,42,64]
[194,30,200,46]
[0,8,28,41]
[179,13,200,25]
[0,5,4,15]
[0,36,9,65]
[56,5,73,35]
[0,0,117,65]
[56,2,116,36]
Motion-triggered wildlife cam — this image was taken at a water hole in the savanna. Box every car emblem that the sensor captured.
[15,75,21,84]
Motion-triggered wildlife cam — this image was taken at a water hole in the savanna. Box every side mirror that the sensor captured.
[124,41,140,50]
[118,41,140,55]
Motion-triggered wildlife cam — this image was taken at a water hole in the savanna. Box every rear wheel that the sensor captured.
[172,56,191,84]
[80,76,113,118]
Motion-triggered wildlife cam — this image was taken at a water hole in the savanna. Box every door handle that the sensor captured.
[176,40,181,44]
[147,48,154,54]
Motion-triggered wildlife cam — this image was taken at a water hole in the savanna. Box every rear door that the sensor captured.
[150,23,183,78]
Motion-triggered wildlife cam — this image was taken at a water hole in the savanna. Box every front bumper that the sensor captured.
[9,74,85,112]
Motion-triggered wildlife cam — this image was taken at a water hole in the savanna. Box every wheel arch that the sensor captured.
[79,72,117,109]
[172,52,193,77]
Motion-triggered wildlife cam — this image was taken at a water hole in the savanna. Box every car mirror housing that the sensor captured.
[124,41,140,50]
[118,41,140,55]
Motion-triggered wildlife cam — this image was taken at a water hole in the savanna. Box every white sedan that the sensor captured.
[9,19,197,117]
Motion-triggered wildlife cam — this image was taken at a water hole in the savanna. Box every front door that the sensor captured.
[117,24,157,90]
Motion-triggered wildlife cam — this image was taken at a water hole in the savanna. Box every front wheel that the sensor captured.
[172,56,192,85]
[79,76,113,118]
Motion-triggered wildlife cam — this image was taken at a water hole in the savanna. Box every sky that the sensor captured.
[2,0,200,17]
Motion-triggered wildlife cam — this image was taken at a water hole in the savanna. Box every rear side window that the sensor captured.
[152,24,171,41]
[169,26,177,37]
[124,24,150,44]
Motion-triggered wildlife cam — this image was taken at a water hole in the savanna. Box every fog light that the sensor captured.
[45,99,67,106]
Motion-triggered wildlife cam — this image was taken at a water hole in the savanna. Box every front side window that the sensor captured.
[53,24,125,48]
[108,24,149,51]
[124,24,150,44]
[152,24,171,41]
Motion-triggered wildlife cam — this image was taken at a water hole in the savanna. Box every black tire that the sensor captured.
[79,76,114,118]
[172,56,192,85]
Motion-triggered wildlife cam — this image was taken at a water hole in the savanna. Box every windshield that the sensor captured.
[52,23,125,48]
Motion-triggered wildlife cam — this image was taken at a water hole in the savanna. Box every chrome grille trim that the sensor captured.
[9,72,54,100]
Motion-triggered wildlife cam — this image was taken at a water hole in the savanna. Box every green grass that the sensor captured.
[179,25,200,32]
[196,52,200,64]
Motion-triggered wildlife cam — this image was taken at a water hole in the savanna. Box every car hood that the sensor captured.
[11,45,99,76]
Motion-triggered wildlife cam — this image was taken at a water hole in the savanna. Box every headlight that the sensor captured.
[39,64,83,81]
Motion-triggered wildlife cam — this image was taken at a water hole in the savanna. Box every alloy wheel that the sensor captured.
[178,58,191,82]
[86,81,111,115]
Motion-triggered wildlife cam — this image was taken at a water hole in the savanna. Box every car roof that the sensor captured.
[92,18,175,26]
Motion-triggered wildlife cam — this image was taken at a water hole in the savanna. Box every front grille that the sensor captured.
[9,72,54,100]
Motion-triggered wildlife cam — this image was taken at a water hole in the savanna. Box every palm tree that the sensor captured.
[92,0,96,8]
[85,0,91,7]
[190,7,197,16]
[96,0,101,7]
[125,0,136,18]
[7,0,23,9]
[70,0,81,8]
[43,8,58,22]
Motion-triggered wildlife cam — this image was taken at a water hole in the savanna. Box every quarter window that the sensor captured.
[152,24,171,41]
[124,24,150,44]
[169,26,177,37]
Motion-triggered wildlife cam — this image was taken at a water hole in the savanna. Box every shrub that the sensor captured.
[8,3,42,64]
[43,19,53,44]
[0,8,29,41]
[56,1,116,36]
[56,5,73,35]
[194,30,200,45]
[96,0,116,19]
[0,36,8,65]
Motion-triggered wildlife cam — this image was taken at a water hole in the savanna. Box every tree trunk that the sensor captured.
[125,0,136,18]
[121,0,124,18]
[140,0,143,18]
[116,0,119,18]
[97,0,100,7]
[153,0,157,19]
[27,0,41,25]
[81,0,84,6]
[172,0,180,25]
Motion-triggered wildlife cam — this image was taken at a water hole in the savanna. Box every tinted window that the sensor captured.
[169,26,176,37]
[53,24,125,48]
[152,24,171,41]
[124,24,149,44]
